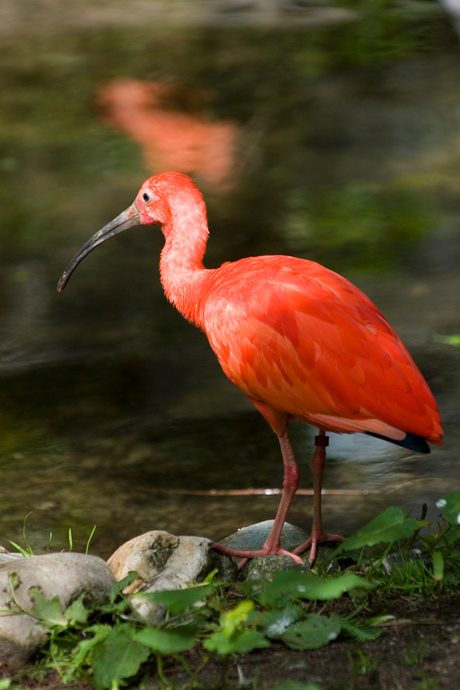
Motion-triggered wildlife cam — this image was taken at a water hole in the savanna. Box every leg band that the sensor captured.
[315,434,329,447]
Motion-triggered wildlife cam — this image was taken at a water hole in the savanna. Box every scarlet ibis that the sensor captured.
[58,172,443,564]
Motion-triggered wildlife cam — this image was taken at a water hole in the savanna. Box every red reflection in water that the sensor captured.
[98,80,237,189]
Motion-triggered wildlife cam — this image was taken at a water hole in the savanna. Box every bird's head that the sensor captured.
[136,172,194,226]
[57,172,199,292]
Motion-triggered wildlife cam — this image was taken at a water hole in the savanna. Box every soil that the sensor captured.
[3,594,460,690]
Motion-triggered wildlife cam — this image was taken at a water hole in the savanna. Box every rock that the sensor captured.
[382,547,432,575]
[108,531,237,624]
[220,521,341,579]
[0,547,23,565]
[219,520,309,553]
[241,554,307,580]
[0,552,116,667]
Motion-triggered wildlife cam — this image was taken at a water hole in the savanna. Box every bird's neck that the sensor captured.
[159,198,211,327]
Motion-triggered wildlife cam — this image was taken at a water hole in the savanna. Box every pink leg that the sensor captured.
[293,431,345,564]
[213,427,303,563]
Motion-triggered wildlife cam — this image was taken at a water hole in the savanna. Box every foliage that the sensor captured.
[9,492,460,688]
[334,506,419,554]
[283,182,435,273]
[433,334,460,347]
[334,493,460,595]
[0,1,450,276]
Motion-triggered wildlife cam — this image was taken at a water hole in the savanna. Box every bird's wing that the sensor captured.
[202,257,443,444]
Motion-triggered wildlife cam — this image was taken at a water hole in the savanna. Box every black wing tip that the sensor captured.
[366,431,431,454]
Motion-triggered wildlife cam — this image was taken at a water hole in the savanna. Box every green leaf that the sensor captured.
[108,572,137,602]
[73,625,111,668]
[260,571,373,607]
[334,616,382,642]
[64,594,90,625]
[28,589,66,626]
[221,600,254,636]
[259,605,304,639]
[135,625,198,653]
[91,624,150,689]
[0,680,11,690]
[432,550,444,582]
[137,583,214,615]
[204,628,270,655]
[436,491,460,526]
[334,507,419,554]
[281,614,341,650]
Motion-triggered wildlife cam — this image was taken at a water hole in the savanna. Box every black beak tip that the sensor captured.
[57,274,67,292]
[56,202,140,295]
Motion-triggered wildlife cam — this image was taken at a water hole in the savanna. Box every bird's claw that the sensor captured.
[293,530,345,564]
[212,541,304,566]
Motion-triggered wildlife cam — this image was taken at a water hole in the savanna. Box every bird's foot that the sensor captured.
[293,530,345,565]
[212,541,304,567]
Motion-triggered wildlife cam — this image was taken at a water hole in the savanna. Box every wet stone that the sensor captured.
[219,519,309,552]
[220,521,342,579]
[241,553,308,580]
[0,552,116,667]
[107,530,237,625]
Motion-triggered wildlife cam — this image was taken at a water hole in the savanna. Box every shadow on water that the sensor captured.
[0,1,459,557]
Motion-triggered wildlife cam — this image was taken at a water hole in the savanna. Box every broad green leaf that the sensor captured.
[0,681,11,690]
[436,491,460,526]
[204,628,270,655]
[260,571,373,607]
[135,625,197,653]
[97,596,132,616]
[29,589,66,626]
[259,605,304,639]
[235,579,262,598]
[73,625,111,667]
[137,583,214,615]
[334,507,419,554]
[91,624,150,689]
[281,614,341,650]
[221,601,254,637]
[64,594,90,625]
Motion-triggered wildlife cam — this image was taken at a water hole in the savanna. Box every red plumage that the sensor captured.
[58,172,443,564]
[201,256,442,445]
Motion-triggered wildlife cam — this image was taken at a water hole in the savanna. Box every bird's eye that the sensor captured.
[142,192,152,204]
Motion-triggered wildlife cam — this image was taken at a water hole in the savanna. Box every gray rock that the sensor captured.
[241,554,308,580]
[0,552,116,667]
[219,521,341,579]
[382,547,431,575]
[219,520,309,553]
[0,546,23,564]
[108,531,237,624]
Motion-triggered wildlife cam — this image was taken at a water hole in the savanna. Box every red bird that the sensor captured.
[58,172,443,564]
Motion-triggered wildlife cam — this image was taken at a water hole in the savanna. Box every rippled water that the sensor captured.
[0,2,459,558]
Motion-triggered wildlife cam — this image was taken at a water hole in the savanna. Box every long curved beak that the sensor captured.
[57,202,140,292]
